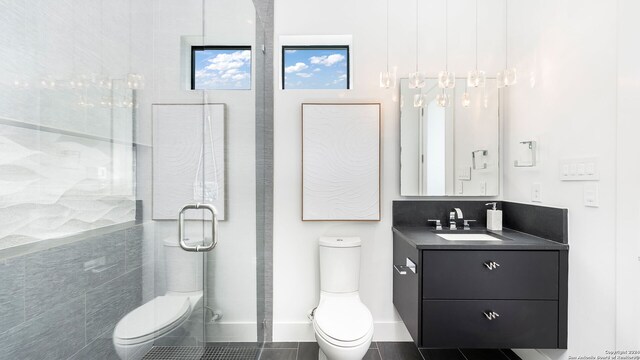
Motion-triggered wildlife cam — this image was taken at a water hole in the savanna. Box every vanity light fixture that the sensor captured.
[408,0,425,89]
[438,0,455,90]
[467,0,486,88]
[497,0,517,88]
[379,0,396,89]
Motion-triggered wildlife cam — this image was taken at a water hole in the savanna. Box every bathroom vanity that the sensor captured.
[392,201,569,349]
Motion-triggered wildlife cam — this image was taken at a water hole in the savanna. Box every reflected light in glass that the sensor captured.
[436,90,450,107]
[462,91,471,107]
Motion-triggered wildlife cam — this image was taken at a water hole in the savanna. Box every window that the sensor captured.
[191,46,251,90]
[282,46,349,90]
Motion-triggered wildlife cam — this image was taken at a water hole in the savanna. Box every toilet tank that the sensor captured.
[319,237,361,293]
[163,237,204,293]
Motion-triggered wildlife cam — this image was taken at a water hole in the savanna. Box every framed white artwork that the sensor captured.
[302,103,381,221]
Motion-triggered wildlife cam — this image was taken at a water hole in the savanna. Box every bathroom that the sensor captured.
[0,0,638,359]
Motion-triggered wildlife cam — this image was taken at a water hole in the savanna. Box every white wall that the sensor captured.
[615,0,640,351]
[273,0,506,341]
[504,0,618,359]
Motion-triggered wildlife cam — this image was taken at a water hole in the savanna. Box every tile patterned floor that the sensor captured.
[143,342,522,360]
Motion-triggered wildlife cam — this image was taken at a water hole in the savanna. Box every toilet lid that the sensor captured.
[114,296,191,341]
[314,299,373,342]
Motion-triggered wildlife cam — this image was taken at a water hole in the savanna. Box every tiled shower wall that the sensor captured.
[0,224,145,360]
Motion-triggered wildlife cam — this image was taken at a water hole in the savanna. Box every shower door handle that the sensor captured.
[178,203,218,252]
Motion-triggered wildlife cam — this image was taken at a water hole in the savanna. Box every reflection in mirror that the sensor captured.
[400,78,500,197]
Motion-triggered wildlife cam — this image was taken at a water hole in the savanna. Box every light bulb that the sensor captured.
[467,70,486,88]
[462,92,471,107]
[408,72,425,89]
[413,94,425,108]
[436,90,450,107]
[379,70,396,89]
[438,71,456,89]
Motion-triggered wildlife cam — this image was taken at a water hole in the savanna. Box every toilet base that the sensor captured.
[319,348,328,360]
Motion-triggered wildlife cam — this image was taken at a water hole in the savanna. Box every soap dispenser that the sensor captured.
[485,202,502,231]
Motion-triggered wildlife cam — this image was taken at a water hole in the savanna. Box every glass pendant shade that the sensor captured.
[438,71,456,89]
[467,70,486,88]
[408,72,425,89]
[462,91,471,107]
[413,93,425,108]
[436,90,450,107]
[497,68,517,88]
[504,68,517,86]
[379,70,396,89]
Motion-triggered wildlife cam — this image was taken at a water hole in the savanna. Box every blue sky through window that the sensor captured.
[283,47,348,89]
[193,47,251,90]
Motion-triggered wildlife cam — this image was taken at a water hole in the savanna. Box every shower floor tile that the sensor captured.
[142,346,260,360]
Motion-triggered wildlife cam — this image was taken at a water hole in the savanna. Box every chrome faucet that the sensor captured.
[449,208,463,230]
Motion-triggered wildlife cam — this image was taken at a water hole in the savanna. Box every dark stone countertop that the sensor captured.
[393,226,570,251]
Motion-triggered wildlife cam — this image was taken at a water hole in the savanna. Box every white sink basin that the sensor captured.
[437,233,503,242]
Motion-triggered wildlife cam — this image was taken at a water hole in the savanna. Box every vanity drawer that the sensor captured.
[393,234,421,343]
[422,250,559,300]
[421,300,558,348]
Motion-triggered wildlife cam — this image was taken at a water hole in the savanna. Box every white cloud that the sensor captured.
[313,68,321,72]
[296,72,313,78]
[204,50,251,71]
[194,50,251,89]
[285,62,308,73]
[309,53,345,66]
[332,74,347,84]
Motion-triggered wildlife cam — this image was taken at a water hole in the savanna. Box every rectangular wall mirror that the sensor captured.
[400,78,500,197]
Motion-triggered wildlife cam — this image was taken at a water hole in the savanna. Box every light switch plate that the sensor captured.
[532,183,542,203]
[584,183,600,207]
[560,157,599,181]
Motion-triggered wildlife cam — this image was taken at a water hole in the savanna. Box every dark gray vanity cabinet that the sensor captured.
[393,234,569,349]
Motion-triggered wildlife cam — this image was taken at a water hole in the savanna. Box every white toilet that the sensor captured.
[313,237,374,360]
[113,238,204,360]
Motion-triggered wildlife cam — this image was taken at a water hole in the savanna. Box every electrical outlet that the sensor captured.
[532,183,542,202]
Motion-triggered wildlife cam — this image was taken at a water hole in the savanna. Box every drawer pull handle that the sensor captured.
[484,261,500,270]
[394,265,410,275]
[483,311,500,320]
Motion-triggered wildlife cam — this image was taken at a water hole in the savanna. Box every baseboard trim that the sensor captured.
[273,321,412,342]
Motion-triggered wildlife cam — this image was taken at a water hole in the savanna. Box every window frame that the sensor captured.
[281,45,351,90]
[190,45,252,90]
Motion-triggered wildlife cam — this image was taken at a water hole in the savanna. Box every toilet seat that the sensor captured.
[113,296,192,346]
[313,296,373,347]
